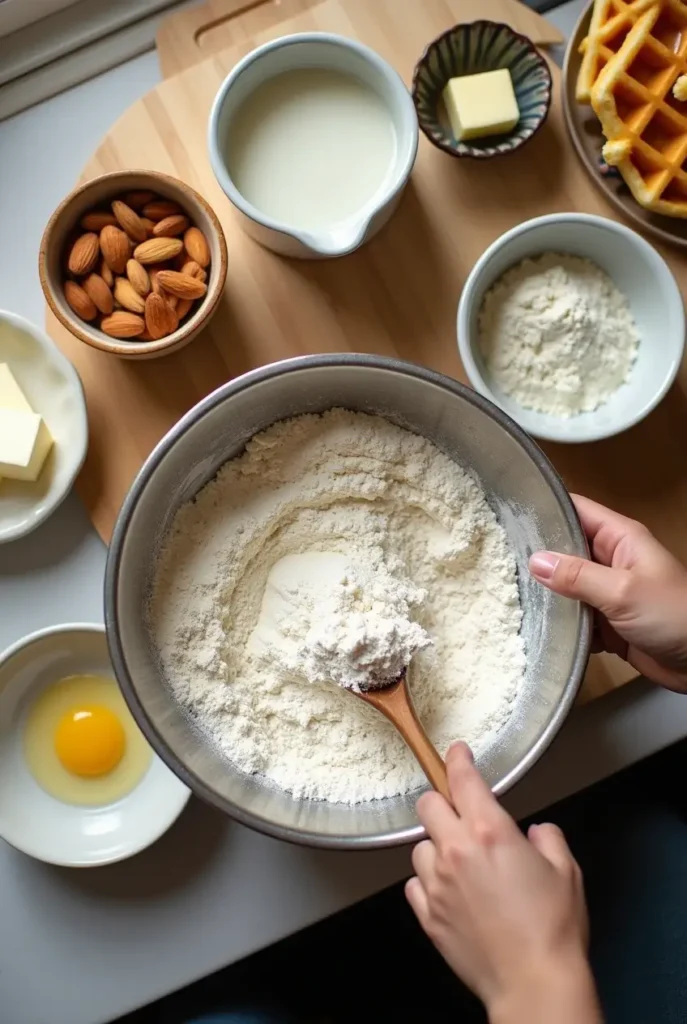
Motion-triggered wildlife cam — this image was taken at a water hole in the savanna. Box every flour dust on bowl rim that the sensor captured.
[105,355,592,849]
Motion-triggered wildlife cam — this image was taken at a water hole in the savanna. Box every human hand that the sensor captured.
[406,743,601,1024]
[529,495,687,693]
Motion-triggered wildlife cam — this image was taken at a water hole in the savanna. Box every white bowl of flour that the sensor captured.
[458,213,685,443]
[105,356,591,848]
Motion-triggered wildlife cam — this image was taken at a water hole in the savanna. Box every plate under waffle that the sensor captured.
[563,0,687,248]
[592,0,687,217]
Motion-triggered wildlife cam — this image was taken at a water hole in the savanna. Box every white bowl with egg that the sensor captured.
[457,213,685,443]
[208,33,419,258]
[0,624,189,867]
[0,310,88,542]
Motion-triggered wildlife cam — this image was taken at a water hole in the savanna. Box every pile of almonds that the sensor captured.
[62,189,211,342]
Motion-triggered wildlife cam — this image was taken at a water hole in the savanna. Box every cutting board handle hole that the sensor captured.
[195,0,277,46]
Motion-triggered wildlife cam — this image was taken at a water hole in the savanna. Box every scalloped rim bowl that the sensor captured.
[412,20,552,159]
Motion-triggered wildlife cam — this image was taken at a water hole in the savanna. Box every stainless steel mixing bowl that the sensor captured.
[105,355,592,849]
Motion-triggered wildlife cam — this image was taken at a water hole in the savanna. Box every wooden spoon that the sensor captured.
[355,671,451,801]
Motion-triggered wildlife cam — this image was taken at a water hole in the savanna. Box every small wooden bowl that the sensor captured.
[412,21,552,159]
[39,170,228,360]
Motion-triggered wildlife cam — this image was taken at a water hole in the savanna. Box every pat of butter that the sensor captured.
[442,69,519,142]
[0,408,53,481]
[0,363,32,412]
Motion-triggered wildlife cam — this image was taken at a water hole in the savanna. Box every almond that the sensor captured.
[64,280,97,321]
[62,230,80,274]
[150,267,178,306]
[142,199,182,222]
[112,200,148,243]
[152,214,190,238]
[81,211,117,232]
[140,217,156,235]
[100,259,114,288]
[133,237,184,264]
[114,276,146,314]
[155,270,207,300]
[67,232,100,276]
[101,312,145,338]
[100,225,130,274]
[183,226,210,267]
[145,292,178,339]
[126,258,150,296]
[176,297,193,320]
[181,260,206,282]
[149,267,164,295]
[122,190,155,210]
[82,273,113,315]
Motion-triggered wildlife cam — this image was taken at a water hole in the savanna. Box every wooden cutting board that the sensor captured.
[45,0,683,704]
[156,0,564,78]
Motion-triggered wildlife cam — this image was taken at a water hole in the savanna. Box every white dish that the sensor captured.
[0,624,190,867]
[0,310,88,542]
[457,213,686,443]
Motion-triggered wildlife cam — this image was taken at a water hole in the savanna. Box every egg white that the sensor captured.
[23,675,152,806]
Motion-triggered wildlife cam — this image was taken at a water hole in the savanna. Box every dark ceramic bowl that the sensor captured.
[412,21,552,159]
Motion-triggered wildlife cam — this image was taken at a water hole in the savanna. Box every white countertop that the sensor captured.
[2,5,687,1023]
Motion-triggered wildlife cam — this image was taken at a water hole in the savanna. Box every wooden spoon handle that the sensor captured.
[362,680,451,801]
[394,707,451,802]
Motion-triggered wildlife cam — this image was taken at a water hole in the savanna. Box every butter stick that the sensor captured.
[443,68,519,142]
[0,363,32,412]
[0,408,53,482]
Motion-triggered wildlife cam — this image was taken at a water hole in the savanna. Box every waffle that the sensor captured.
[591,0,687,217]
[576,0,657,103]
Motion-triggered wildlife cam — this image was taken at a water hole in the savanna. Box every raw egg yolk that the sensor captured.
[54,705,126,777]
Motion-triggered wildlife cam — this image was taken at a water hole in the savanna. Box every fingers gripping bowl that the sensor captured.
[105,356,591,849]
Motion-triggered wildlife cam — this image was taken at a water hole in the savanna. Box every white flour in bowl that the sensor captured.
[150,410,526,804]
[478,252,639,417]
[247,551,432,693]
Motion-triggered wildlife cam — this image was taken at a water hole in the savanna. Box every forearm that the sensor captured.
[489,956,603,1024]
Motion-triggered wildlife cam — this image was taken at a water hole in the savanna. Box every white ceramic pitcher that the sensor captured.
[208,33,419,259]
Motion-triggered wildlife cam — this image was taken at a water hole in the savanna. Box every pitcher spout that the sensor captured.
[301,219,371,258]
